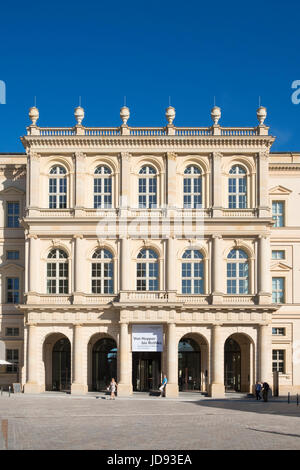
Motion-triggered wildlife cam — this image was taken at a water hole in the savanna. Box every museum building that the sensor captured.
[0,103,299,397]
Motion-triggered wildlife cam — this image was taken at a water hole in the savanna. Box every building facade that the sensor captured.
[0,104,299,397]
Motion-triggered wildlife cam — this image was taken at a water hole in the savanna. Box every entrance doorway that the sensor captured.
[52,337,71,391]
[224,337,241,392]
[92,338,117,391]
[178,338,201,391]
[132,352,161,391]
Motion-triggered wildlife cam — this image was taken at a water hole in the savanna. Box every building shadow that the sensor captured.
[183,395,300,419]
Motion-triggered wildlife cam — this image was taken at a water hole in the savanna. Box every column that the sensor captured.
[120,237,130,291]
[258,152,270,217]
[28,235,40,293]
[165,322,179,397]
[74,152,86,210]
[29,153,40,208]
[117,322,132,395]
[258,324,272,384]
[211,235,223,303]
[24,324,40,393]
[212,152,223,217]
[258,235,271,304]
[120,152,131,209]
[71,324,88,394]
[167,237,176,292]
[166,152,177,208]
[209,324,225,397]
[74,235,85,294]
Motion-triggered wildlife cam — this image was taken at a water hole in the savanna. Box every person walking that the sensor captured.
[262,381,270,402]
[109,378,117,400]
[255,381,262,400]
[159,374,168,397]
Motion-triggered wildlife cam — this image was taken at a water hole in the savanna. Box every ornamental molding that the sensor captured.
[21,136,275,151]
[269,163,300,171]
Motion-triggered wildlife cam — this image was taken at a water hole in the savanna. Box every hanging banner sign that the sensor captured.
[132,325,163,352]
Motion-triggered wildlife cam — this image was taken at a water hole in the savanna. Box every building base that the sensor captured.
[23,382,42,394]
[209,383,225,398]
[165,383,179,398]
[71,383,88,395]
[117,383,133,396]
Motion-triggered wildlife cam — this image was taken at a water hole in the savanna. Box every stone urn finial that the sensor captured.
[165,106,176,125]
[211,106,221,125]
[120,106,130,126]
[257,106,267,125]
[74,106,85,125]
[29,106,39,126]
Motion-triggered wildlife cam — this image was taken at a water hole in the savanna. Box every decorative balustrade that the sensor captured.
[119,291,169,302]
[85,128,121,136]
[176,295,210,304]
[27,125,264,137]
[175,128,212,136]
[222,295,255,304]
[222,209,257,217]
[129,128,166,136]
[84,295,116,304]
[221,128,258,136]
[38,128,75,136]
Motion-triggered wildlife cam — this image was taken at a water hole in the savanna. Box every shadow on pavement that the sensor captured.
[184,396,300,418]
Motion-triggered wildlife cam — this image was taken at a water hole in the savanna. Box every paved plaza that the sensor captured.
[0,393,300,450]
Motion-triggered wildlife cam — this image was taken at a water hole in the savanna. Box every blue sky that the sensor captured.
[0,0,299,152]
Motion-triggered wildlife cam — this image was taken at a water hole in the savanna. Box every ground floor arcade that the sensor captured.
[22,320,273,397]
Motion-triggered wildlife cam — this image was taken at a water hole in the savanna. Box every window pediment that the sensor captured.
[270,261,292,272]
[269,185,292,195]
[0,186,25,196]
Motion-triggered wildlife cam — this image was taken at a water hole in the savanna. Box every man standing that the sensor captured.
[255,381,262,400]
[159,374,168,397]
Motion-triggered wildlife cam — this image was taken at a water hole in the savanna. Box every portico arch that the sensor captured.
[178,333,209,392]
[43,333,71,392]
[88,333,117,391]
[224,333,253,393]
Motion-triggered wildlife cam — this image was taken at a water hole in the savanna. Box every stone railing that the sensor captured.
[222,209,257,217]
[222,295,256,304]
[27,125,268,137]
[119,291,170,302]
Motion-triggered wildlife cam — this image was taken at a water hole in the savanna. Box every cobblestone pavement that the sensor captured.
[1,392,300,450]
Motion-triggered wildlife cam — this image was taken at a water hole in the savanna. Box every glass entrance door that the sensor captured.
[132,352,161,391]
[224,338,241,392]
[52,338,71,391]
[178,338,201,391]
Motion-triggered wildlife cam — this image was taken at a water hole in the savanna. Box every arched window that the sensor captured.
[47,249,69,294]
[94,166,112,209]
[49,165,67,209]
[137,248,158,291]
[138,165,157,209]
[182,249,204,294]
[183,165,202,208]
[228,165,247,209]
[227,249,249,294]
[91,249,114,294]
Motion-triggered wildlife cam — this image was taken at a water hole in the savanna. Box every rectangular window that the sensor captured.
[272,277,285,303]
[6,277,20,303]
[5,327,19,337]
[7,202,20,228]
[272,250,285,260]
[6,349,19,373]
[272,327,285,336]
[272,349,285,373]
[272,201,284,227]
[6,250,20,260]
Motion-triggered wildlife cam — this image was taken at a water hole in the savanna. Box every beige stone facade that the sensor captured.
[0,105,299,396]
